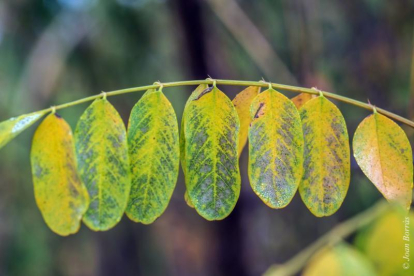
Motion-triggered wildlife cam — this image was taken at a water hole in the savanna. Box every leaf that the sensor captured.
[180,84,210,174]
[232,86,260,156]
[126,89,180,224]
[31,114,89,236]
[75,99,131,231]
[353,112,413,209]
[291,93,317,109]
[299,96,350,217]
[248,89,304,208]
[184,86,241,220]
[184,191,194,208]
[356,207,414,276]
[0,110,48,150]
[303,243,377,276]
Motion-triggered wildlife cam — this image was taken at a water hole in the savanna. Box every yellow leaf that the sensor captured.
[303,243,377,276]
[232,86,260,156]
[353,112,413,209]
[126,89,180,224]
[0,110,47,150]
[75,99,131,231]
[184,191,194,208]
[184,86,241,220]
[31,114,89,236]
[291,93,317,109]
[357,207,414,276]
[299,96,350,216]
[248,89,304,208]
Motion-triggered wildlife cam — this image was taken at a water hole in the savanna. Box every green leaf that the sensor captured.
[232,86,260,156]
[299,96,350,217]
[356,207,414,276]
[184,86,241,220]
[126,89,180,224]
[0,110,47,150]
[75,99,131,231]
[180,84,210,174]
[248,89,304,208]
[303,243,377,276]
[31,114,89,236]
[353,112,413,209]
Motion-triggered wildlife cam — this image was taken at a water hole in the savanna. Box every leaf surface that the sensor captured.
[0,110,47,150]
[184,191,194,208]
[232,86,260,156]
[299,96,350,216]
[75,99,131,231]
[353,112,413,208]
[31,114,89,236]
[184,87,241,220]
[180,84,210,173]
[303,243,376,276]
[248,89,304,208]
[126,89,180,224]
[291,93,317,109]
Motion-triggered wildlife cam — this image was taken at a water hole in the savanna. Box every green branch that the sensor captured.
[33,79,414,128]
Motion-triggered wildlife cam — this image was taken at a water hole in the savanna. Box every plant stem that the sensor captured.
[33,79,414,128]
[263,200,389,276]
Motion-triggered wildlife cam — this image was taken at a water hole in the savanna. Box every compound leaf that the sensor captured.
[126,89,180,224]
[299,96,350,217]
[248,89,304,208]
[75,99,131,231]
[31,113,89,236]
[0,110,47,150]
[353,112,413,209]
[232,86,260,156]
[184,86,241,220]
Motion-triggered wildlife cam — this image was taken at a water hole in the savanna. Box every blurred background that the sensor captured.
[0,0,413,275]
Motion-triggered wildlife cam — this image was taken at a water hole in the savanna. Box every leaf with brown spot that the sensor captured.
[353,112,413,209]
[248,88,304,208]
[232,86,260,156]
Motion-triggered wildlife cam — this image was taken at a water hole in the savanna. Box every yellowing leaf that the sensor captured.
[303,243,376,276]
[248,89,304,208]
[232,86,260,156]
[126,89,180,224]
[299,96,350,217]
[353,112,413,209]
[31,114,89,236]
[184,191,194,208]
[291,93,317,109]
[75,99,131,231]
[184,86,241,220]
[0,110,47,150]
[357,207,414,276]
[180,84,210,174]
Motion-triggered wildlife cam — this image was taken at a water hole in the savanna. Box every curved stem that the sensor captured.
[263,200,389,276]
[34,79,414,128]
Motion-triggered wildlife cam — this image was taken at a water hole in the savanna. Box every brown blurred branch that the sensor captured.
[205,0,297,85]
